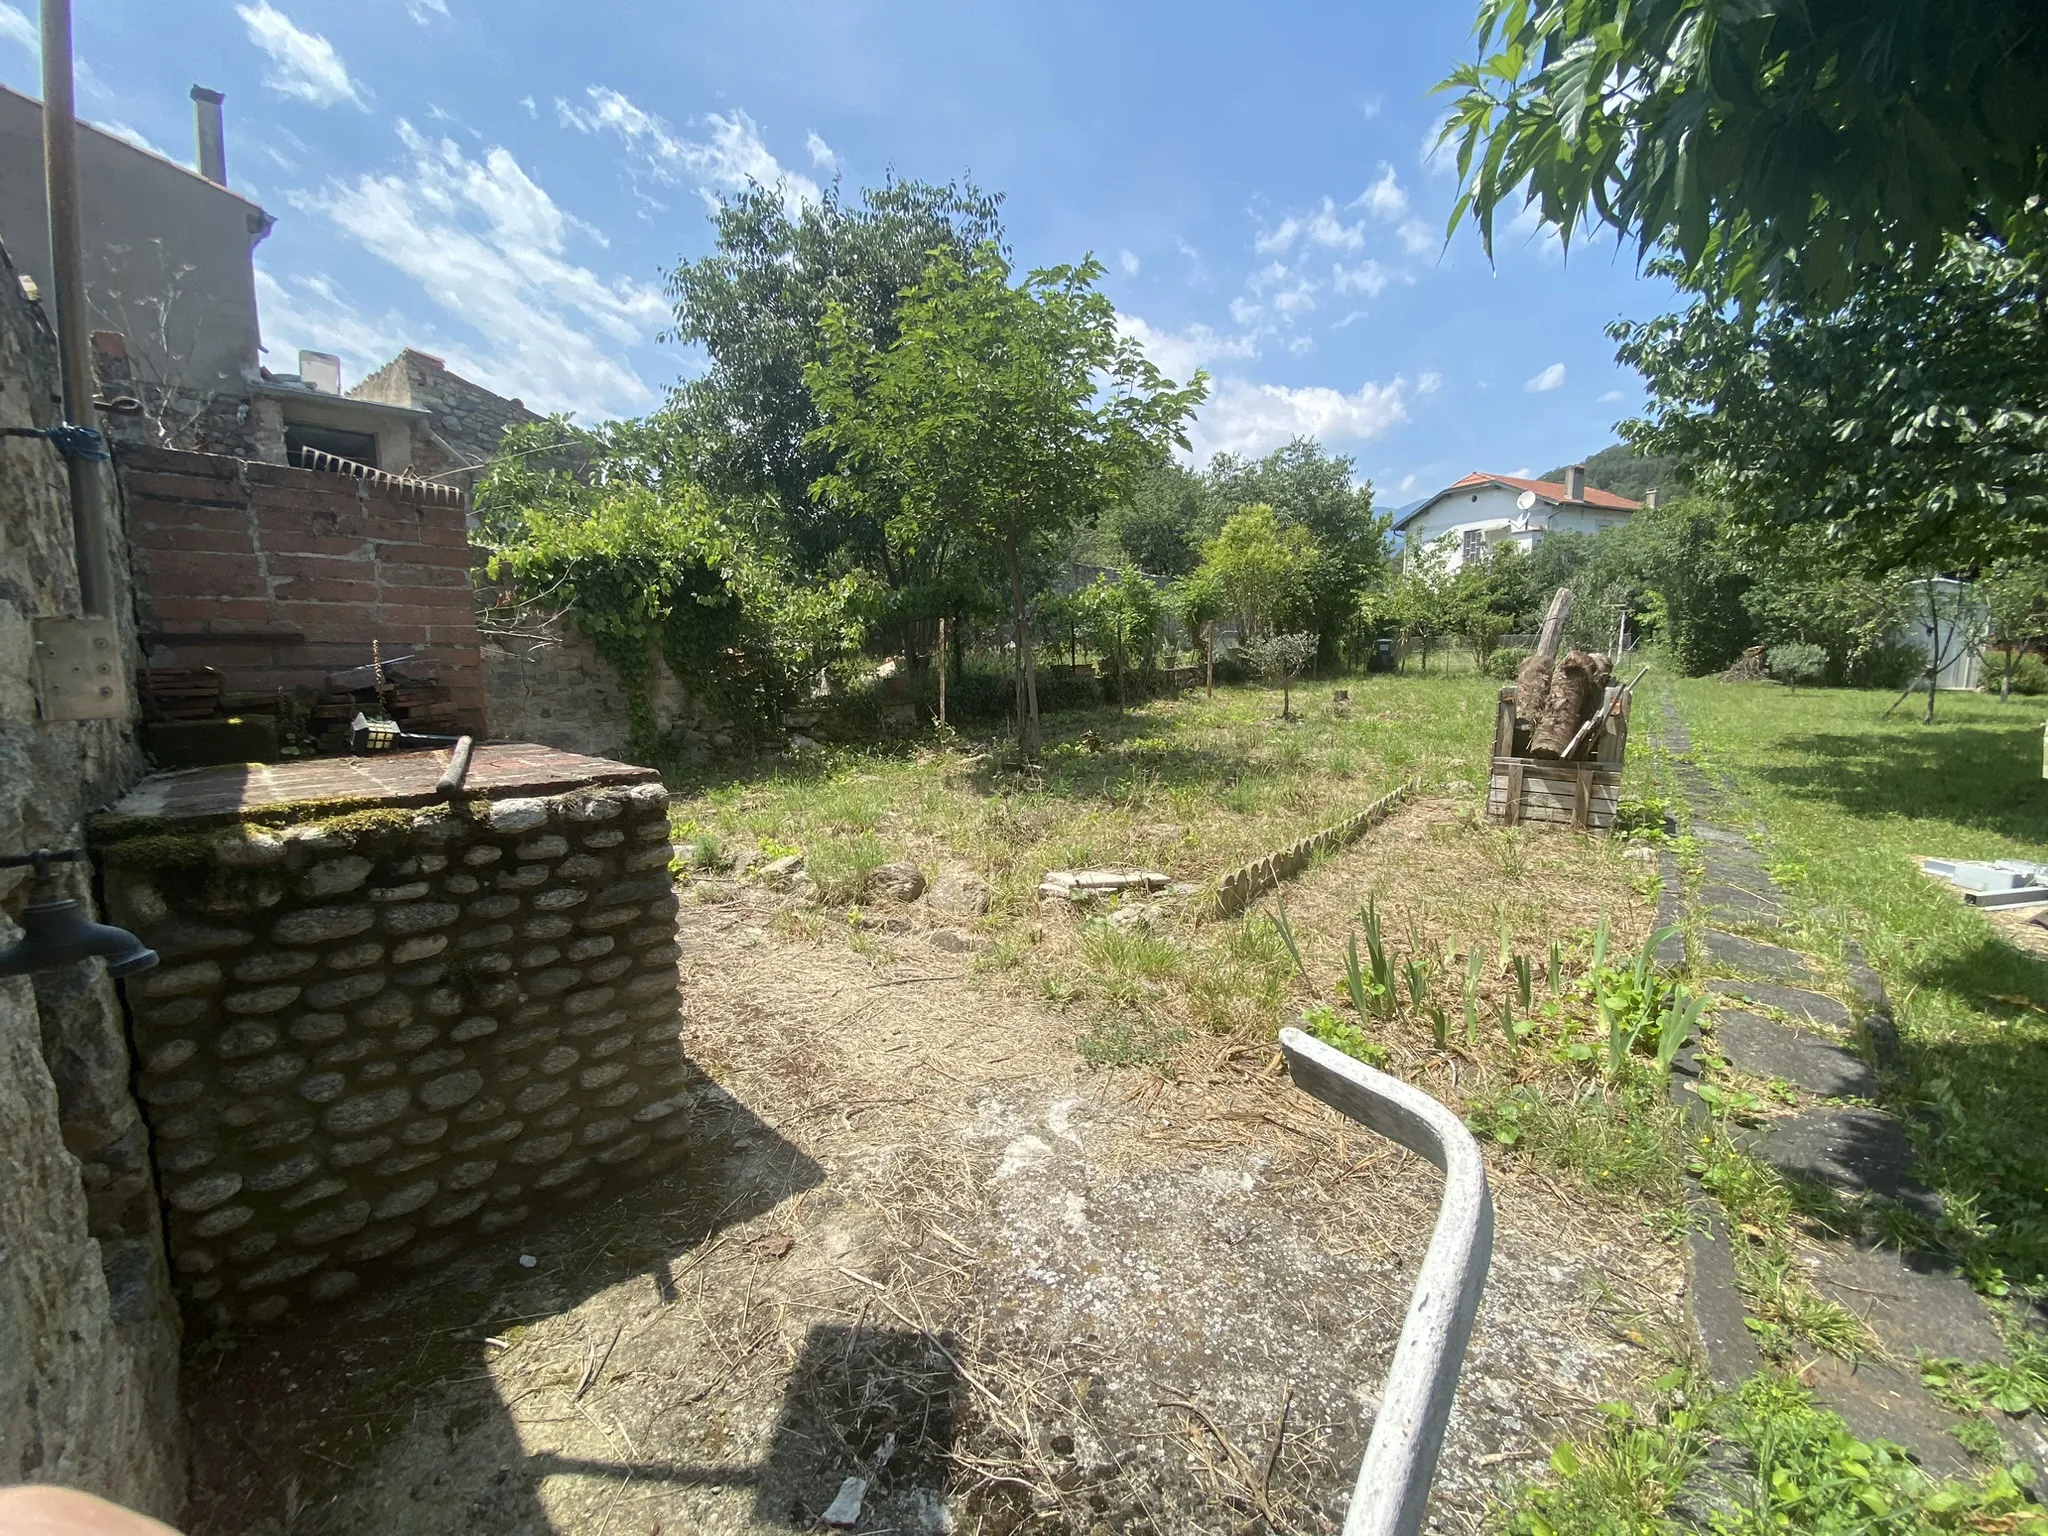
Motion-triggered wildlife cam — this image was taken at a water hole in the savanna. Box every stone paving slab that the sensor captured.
[1802,1244,2005,1363]
[1715,1011,1876,1099]
[1698,884,1785,928]
[1799,1356,1979,1476]
[1742,1107,1943,1222]
[1697,929,1826,986]
[1704,978,1856,1033]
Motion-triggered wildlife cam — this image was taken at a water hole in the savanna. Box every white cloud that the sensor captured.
[288,120,666,418]
[1356,165,1408,222]
[407,0,448,20]
[1247,260,1316,322]
[1304,197,1364,252]
[804,129,837,169]
[1360,94,1384,121]
[1397,472,1417,493]
[1118,249,1140,277]
[255,268,413,379]
[1117,312,1258,382]
[1191,375,1410,458]
[236,1,367,109]
[1418,371,1443,395]
[1506,196,1565,263]
[1420,112,1455,176]
[1229,295,1264,327]
[1253,216,1300,256]
[1397,218,1438,256]
[558,86,818,216]
[0,3,34,52]
[1525,362,1566,393]
[1332,259,1391,297]
[99,121,171,160]
[1287,334,1314,354]
[1598,388,1628,404]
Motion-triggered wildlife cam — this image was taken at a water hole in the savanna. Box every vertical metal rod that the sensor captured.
[41,0,109,617]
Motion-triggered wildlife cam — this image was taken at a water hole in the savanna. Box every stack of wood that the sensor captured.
[140,667,224,722]
[1511,591,1615,759]
[306,653,456,752]
[1718,646,1768,683]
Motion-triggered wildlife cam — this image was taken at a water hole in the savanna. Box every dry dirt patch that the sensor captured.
[185,810,1679,1536]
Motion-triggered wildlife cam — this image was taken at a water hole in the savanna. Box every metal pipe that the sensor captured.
[1279,1028,1494,1536]
[40,0,109,616]
[435,735,475,799]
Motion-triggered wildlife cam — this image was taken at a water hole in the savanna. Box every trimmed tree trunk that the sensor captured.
[1530,650,1602,757]
[1004,538,1041,757]
[1205,622,1214,698]
[1516,587,1575,726]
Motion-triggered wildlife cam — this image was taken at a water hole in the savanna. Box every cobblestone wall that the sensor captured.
[97,780,684,1326]
[480,618,727,762]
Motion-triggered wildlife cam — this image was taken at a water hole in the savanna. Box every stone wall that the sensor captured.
[350,349,542,484]
[95,773,685,1326]
[481,615,728,762]
[0,243,184,1512]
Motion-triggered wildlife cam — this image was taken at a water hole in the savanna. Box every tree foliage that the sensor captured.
[1198,503,1318,645]
[1439,0,2048,302]
[1613,225,2048,574]
[807,244,1205,756]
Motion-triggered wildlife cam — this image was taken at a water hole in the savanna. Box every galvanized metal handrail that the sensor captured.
[1278,1028,1495,1536]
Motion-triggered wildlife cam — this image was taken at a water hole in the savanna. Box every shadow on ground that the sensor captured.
[1747,726,2048,845]
[181,1045,831,1536]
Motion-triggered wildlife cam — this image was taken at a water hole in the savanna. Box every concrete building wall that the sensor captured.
[1403,484,1633,573]
[0,240,185,1520]
[0,86,268,449]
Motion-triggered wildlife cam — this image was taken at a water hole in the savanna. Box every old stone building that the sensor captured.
[350,348,544,492]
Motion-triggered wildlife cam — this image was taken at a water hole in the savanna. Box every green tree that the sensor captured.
[1438,0,2048,302]
[1200,502,1318,646]
[1238,632,1318,720]
[1612,231,2048,575]
[1096,459,1215,576]
[807,244,1205,757]
[1076,570,1163,713]
[1209,439,1386,665]
[1981,560,2048,701]
[1169,565,1230,698]
[664,177,1005,664]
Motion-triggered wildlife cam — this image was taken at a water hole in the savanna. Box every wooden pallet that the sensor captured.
[1486,685,1629,831]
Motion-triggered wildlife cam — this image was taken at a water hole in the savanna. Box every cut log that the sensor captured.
[1529,649,1603,758]
[1516,588,1575,723]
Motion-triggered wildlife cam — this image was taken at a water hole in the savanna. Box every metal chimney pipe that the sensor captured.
[190,86,226,185]
[40,0,108,617]
[1565,463,1587,502]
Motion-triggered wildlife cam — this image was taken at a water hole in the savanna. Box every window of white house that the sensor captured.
[1461,529,1484,563]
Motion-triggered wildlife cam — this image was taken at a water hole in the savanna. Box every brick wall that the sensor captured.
[119,446,486,732]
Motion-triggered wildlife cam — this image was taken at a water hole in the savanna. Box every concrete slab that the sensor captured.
[1743,1107,1942,1221]
[1704,979,1854,1033]
[1687,1205,1766,1391]
[1802,1244,2005,1364]
[1696,929,1825,986]
[1699,884,1785,928]
[1801,1356,1978,1477]
[1714,1011,1875,1099]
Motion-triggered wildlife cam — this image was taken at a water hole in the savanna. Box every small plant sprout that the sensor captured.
[1548,938,1562,999]
[1656,988,1711,1072]
[1427,1002,1450,1051]
[1496,995,1521,1052]
[1591,914,1612,977]
[1359,899,1397,1005]
[1498,920,1513,968]
[1267,900,1310,985]
[1513,954,1534,1013]
[1403,956,1430,1012]
[1343,933,1386,1019]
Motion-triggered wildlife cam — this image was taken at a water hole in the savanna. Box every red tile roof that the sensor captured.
[1447,471,1641,512]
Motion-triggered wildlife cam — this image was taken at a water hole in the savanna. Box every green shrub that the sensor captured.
[1846,638,1924,690]
[1485,646,1532,681]
[1767,642,1829,688]
[1987,652,2048,696]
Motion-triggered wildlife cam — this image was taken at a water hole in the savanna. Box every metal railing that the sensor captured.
[1278,1027,1495,1536]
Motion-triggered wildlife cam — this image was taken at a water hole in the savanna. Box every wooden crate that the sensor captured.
[1485,685,1630,831]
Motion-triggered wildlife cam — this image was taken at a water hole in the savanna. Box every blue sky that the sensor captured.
[0,0,1683,502]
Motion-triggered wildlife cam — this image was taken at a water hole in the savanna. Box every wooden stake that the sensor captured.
[936,617,948,726]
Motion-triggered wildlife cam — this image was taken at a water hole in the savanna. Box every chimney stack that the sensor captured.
[1565,463,1587,501]
[1644,487,1661,510]
[190,86,226,185]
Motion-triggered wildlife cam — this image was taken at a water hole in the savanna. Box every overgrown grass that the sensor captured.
[1670,676,2048,1296]
[1507,1371,2048,1535]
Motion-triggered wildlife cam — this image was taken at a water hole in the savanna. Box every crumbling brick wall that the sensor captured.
[119,446,487,732]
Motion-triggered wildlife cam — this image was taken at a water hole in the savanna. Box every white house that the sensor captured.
[1394,466,1644,572]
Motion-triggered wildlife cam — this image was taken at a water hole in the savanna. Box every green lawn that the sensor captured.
[1670,676,2048,1293]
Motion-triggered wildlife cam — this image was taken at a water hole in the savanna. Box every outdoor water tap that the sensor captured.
[0,849,158,979]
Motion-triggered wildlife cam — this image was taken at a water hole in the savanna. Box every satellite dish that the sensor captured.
[1516,490,1537,511]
